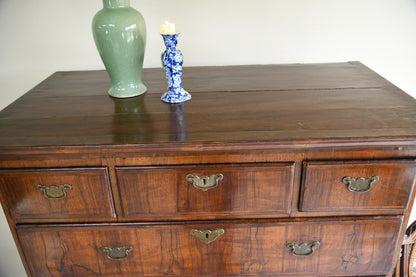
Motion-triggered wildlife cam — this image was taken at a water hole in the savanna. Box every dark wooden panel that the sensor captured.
[0,62,415,148]
[0,168,115,222]
[300,160,416,213]
[116,163,294,220]
[17,218,400,277]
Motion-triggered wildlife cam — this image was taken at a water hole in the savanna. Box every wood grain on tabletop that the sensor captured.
[0,62,415,148]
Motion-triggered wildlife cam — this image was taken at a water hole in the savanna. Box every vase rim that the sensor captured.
[160,32,181,36]
[103,0,130,8]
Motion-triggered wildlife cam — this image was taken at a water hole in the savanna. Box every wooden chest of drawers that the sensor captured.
[1,62,416,276]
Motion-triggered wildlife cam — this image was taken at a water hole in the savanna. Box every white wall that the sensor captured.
[0,0,416,276]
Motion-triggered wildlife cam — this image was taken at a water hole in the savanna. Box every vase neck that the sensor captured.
[103,0,130,8]
[162,34,179,50]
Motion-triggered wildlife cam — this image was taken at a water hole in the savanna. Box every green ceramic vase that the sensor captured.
[92,0,147,98]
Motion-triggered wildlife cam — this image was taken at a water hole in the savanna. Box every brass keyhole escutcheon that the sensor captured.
[100,246,133,260]
[186,174,224,191]
[190,229,225,244]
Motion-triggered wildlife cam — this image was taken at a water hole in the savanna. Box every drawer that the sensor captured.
[17,218,401,276]
[0,168,115,222]
[300,160,416,213]
[116,163,294,219]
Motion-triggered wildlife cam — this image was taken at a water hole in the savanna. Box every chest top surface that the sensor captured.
[0,61,415,149]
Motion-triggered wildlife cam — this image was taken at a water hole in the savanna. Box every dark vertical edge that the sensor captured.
[105,158,122,220]
[297,161,308,212]
[287,162,297,215]
[102,167,117,219]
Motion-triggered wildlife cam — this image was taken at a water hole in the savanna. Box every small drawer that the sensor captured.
[300,160,416,213]
[0,168,115,222]
[116,163,294,219]
[17,218,400,276]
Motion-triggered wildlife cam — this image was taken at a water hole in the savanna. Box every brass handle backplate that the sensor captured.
[190,229,225,244]
[186,173,223,191]
[100,246,133,260]
[287,241,320,256]
[35,184,72,199]
[341,176,380,193]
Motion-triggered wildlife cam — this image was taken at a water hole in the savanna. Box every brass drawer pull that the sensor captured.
[287,241,320,256]
[35,184,72,199]
[100,246,133,260]
[341,176,380,193]
[185,173,224,191]
[190,229,225,244]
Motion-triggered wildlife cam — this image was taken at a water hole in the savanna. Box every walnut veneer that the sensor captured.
[1,62,416,276]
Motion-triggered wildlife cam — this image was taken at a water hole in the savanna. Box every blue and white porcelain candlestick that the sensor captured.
[160,33,191,103]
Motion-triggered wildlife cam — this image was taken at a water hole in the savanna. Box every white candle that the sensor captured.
[160,21,177,34]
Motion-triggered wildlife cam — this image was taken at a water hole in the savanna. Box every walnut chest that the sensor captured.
[1,62,416,276]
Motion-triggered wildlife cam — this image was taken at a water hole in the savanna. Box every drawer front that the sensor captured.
[116,163,294,219]
[0,168,115,222]
[17,218,400,276]
[300,160,416,213]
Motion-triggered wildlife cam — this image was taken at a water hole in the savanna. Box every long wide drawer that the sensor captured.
[300,160,416,213]
[116,163,294,220]
[17,218,401,276]
[0,168,115,222]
